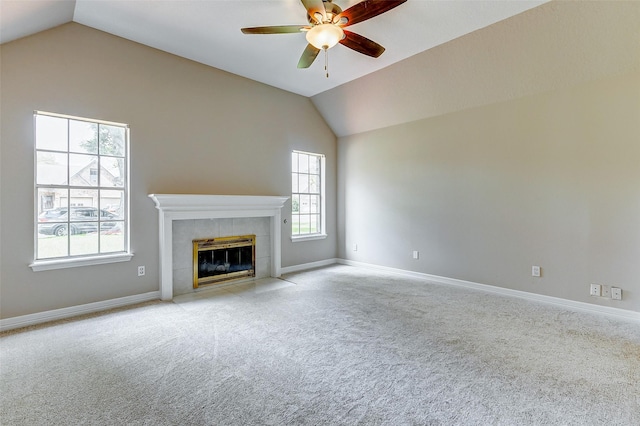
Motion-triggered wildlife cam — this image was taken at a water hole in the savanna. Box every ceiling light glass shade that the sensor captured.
[306,24,344,50]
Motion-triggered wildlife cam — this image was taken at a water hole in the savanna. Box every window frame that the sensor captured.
[291,150,327,242]
[30,111,132,271]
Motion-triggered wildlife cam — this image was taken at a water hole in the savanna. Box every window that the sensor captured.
[89,168,98,185]
[33,111,130,268]
[291,150,326,240]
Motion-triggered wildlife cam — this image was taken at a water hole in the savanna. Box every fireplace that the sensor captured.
[149,194,289,300]
[193,235,256,287]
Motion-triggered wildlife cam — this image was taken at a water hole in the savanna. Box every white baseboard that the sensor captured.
[281,258,338,275]
[4,258,637,331]
[337,259,640,322]
[0,291,160,332]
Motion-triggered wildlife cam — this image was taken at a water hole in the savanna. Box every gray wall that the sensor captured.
[0,23,337,319]
[338,70,640,313]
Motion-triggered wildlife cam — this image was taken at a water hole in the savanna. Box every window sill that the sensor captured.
[291,234,327,243]
[29,252,134,272]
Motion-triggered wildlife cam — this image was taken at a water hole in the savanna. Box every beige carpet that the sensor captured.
[1,264,639,425]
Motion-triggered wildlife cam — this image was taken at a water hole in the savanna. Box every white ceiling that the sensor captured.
[0,0,547,97]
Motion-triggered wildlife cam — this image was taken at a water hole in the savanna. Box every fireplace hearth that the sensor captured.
[193,235,255,287]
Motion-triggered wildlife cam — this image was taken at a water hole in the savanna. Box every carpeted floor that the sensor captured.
[1,264,639,425]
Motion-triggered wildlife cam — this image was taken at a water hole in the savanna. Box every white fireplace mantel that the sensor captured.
[149,194,289,300]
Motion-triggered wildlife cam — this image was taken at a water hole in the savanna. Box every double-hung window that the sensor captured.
[32,111,130,269]
[291,150,326,241]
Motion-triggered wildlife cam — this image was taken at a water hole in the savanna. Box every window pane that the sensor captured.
[101,157,125,187]
[309,156,319,174]
[37,152,68,185]
[310,195,319,213]
[309,175,319,193]
[69,120,98,154]
[300,194,310,213]
[299,214,311,234]
[309,214,319,234]
[292,173,299,193]
[69,153,98,187]
[37,188,58,214]
[70,233,99,256]
[101,222,125,253]
[99,124,125,157]
[298,174,309,193]
[101,190,124,219]
[37,189,69,243]
[292,194,300,213]
[35,115,67,151]
[298,153,309,173]
[291,152,299,173]
[37,226,69,258]
[291,215,300,235]
[70,188,97,211]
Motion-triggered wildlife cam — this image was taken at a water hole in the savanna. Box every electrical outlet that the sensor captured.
[611,287,622,300]
[532,266,541,277]
[352,244,358,252]
[590,284,601,297]
[601,285,611,298]
[412,250,419,260]
[137,266,145,276]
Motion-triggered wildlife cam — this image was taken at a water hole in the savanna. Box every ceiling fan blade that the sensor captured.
[337,0,407,27]
[339,30,385,58]
[297,44,321,68]
[241,25,307,34]
[301,0,327,23]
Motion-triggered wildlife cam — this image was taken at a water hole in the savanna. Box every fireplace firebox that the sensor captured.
[193,235,256,288]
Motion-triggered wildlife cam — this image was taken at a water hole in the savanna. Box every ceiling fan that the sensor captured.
[241,0,407,73]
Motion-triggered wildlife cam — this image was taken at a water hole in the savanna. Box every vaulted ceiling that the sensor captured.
[2,1,639,137]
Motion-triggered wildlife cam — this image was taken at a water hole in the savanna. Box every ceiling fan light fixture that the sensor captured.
[306,23,344,50]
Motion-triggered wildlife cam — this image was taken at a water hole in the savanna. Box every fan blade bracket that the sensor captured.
[301,0,327,24]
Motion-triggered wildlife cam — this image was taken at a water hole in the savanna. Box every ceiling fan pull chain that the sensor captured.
[324,47,329,78]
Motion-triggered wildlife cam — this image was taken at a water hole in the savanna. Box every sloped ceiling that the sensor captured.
[312,1,640,136]
[1,1,638,138]
[0,0,74,42]
[0,0,547,98]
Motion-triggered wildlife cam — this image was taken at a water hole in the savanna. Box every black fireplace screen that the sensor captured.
[193,235,256,287]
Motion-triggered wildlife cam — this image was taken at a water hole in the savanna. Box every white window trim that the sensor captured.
[291,233,327,243]
[32,111,132,270]
[291,150,326,241]
[30,253,134,272]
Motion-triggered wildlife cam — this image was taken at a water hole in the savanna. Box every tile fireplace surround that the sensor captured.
[149,194,289,300]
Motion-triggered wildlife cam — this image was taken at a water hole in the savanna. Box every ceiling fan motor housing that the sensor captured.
[307,0,344,25]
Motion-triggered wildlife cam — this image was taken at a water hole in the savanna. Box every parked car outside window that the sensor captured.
[38,207,119,236]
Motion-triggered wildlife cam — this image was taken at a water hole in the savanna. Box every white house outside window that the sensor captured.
[291,150,326,241]
[33,111,130,268]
